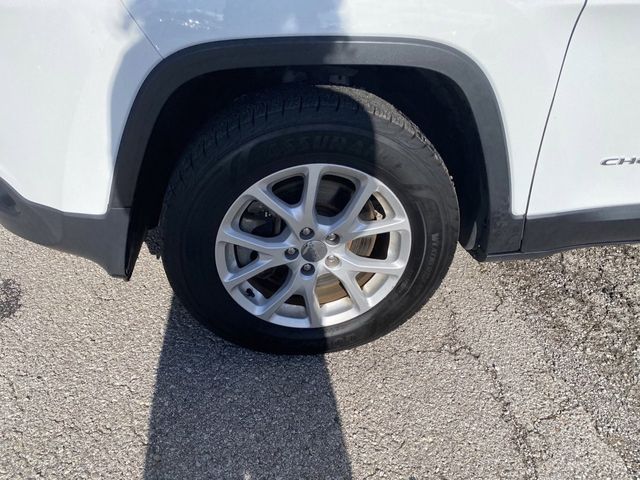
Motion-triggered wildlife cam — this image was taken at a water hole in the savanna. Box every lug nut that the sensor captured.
[300,227,314,239]
[325,255,340,268]
[301,263,315,275]
[325,233,339,245]
[285,247,299,259]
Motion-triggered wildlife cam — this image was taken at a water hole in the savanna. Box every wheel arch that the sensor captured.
[113,36,523,276]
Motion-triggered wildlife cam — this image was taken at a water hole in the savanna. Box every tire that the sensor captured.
[161,85,459,354]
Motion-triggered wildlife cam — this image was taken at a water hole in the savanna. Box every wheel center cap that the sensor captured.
[301,241,328,263]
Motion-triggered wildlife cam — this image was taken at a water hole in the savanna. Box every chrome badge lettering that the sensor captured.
[601,157,639,166]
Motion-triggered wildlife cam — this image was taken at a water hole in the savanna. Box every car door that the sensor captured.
[525,0,640,250]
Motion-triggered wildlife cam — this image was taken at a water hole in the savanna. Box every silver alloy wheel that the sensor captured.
[215,164,412,328]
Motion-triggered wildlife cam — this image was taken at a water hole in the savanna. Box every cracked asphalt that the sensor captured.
[1,224,639,479]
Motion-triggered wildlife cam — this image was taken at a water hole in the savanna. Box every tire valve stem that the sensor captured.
[245,288,255,298]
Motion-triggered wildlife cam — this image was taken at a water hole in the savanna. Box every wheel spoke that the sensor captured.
[218,226,290,257]
[256,273,299,320]
[250,186,300,230]
[223,257,280,289]
[341,253,406,276]
[330,269,369,312]
[331,176,378,233]
[343,216,410,242]
[300,278,323,327]
[300,164,325,223]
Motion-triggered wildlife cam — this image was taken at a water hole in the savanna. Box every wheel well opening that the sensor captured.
[133,65,488,253]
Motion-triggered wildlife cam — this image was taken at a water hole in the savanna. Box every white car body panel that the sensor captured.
[0,1,160,215]
[125,0,585,218]
[529,0,640,216]
[0,0,585,216]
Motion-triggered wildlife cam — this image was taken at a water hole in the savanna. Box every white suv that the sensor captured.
[1,1,638,353]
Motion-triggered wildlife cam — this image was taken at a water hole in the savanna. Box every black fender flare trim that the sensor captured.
[486,204,640,261]
[113,36,522,270]
[0,176,130,277]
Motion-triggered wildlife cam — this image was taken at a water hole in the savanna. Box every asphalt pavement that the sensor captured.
[1,225,638,479]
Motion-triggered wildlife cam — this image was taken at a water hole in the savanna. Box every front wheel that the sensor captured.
[161,86,459,354]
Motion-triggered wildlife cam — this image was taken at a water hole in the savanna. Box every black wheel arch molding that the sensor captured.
[113,36,522,276]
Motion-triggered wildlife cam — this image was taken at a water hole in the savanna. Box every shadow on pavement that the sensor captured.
[126,1,354,476]
[144,296,352,479]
